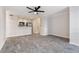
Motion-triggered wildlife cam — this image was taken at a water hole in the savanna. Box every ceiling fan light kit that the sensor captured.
[34,12,38,14]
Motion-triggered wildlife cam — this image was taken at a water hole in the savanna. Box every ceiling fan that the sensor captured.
[26,6,45,14]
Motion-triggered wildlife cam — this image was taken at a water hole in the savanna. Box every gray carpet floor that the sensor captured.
[0,35,79,53]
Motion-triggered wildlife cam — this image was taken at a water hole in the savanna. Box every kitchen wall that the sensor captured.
[47,8,69,38]
[6,10,32,37]
[0,7,6,49]
[70,7,79,46]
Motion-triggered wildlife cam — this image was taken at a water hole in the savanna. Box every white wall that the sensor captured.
[70,7,79,46]
[40,16,48,35]
[0,7,6,49]
[47,8,69,38]
[6,10,32,37]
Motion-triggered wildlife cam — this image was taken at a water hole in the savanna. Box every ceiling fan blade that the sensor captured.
[37,10,45,12]
[37,6,40,9]
[28,11,34,13]
[27,7,34,11]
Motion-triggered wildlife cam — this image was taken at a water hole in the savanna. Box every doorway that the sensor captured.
[32,17,41,35]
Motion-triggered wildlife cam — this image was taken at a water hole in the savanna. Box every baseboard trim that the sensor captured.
[0,39,6,50]
[7,34,32,38]
[7,34,48,38]
[70,42,79,46]
[48,35,69,42]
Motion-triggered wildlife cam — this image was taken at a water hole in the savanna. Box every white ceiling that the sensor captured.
[6,6,67,16]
